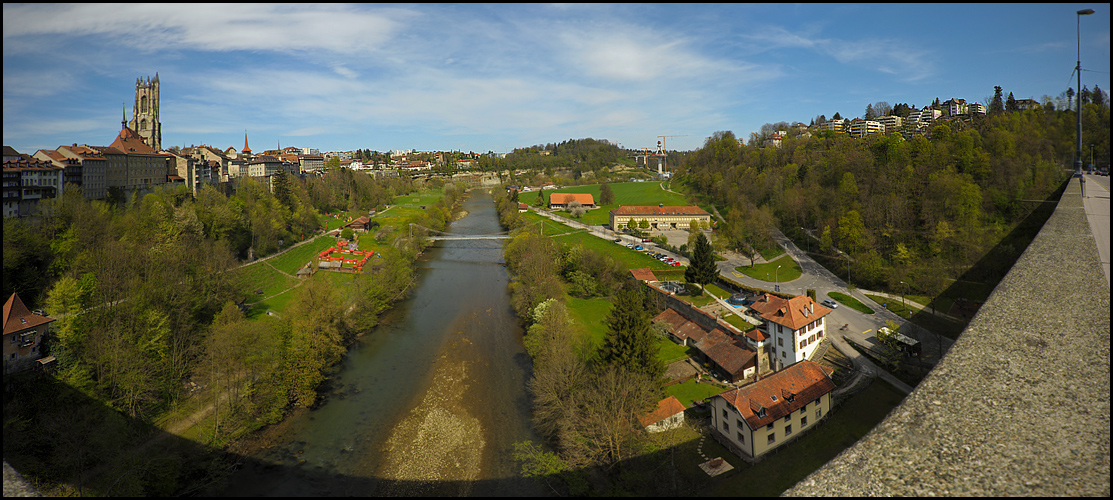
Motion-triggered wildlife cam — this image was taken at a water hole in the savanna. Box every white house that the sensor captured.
[639,396,687,433]
[748,294,832,370]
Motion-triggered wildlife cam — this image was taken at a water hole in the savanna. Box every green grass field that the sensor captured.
[665,379,727,408]
[266,236,340,275]
[521,212,680,272]
[865,294,920,319]
[827,291,875,314]
[518,181,698,226]
[735,255,802,283]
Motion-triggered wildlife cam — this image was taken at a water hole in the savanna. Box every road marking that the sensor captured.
[862,330,872,335]
[733,272,743,277]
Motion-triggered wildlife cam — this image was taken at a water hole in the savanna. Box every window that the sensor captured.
[778,337,783,347]
[784,415,790,423]
[722,409,728,419]
[737,419,744,430]
[785,425,793,435]
[816,408,822,419]
[737,432,745,444]
[768,433,776,444]
[799,340,806,349]
[818,329,824,338]
[722,420,729,431]
[801,416,808,427]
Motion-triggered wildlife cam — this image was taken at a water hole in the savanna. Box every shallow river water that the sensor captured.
[219,192,544,496]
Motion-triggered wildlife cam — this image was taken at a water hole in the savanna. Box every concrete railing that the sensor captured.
[786,178,1110,496]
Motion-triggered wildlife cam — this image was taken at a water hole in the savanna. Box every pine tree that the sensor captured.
[990,86,1005,114]
[1005,92,1018,112]
[865,103,876,120]
[684,232,718,296]
[600,287,662,379]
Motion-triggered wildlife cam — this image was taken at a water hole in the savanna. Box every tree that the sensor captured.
[836,210,866,254]
[989,86,1004,114]
[874,101,893,116]
[684,232,718,295]
[534,190,546,208]
[1005,92,1018,113]
[865,103,876,120]
[1079,85,1092,106]
[600,286,662,379]
[272,170,292,208]
[340,227,354,241]
[832,111,842,121]
[599,182,615,205]
[1093,85,1108,109]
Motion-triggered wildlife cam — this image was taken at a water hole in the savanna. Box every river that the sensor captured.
[219,191,545,496]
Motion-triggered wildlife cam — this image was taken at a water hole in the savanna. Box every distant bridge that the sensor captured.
[408,222,522,241]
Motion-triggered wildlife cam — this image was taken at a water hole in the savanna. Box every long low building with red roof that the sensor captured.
[548,192,595,209]
[708,359,835,462]
[609,205,711,231]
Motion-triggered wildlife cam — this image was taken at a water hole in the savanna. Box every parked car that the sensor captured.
[613,238,622,243]
[670,261,681,266]
[634,245,643,250]
[821,299,838,309]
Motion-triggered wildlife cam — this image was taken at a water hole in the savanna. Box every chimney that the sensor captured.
[810,302,814,314]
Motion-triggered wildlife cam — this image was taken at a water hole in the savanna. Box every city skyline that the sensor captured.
[3,3,1110,155]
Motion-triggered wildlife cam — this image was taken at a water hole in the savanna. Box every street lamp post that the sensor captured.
[776,265,781,284]
[900,280,908,319]
[1076,8,1095,177]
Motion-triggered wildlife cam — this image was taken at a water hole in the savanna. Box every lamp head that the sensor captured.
[1078,9,1094,15]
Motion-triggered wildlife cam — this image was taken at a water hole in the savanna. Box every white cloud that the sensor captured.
[2,4,408,55]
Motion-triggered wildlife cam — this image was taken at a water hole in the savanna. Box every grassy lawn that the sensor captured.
[721,313,756,332]
[865,294,920,320]
[267,235,340,275]
[735,254,802,283]
[827,291,875,314]
[756,240,786,261]
[518,210,588,237]
[666,379,727,408]
[518,181,698,226]
[657,337,696,364]
[567,297,613,354]
[232,261,299,298]
[532,216,677,272]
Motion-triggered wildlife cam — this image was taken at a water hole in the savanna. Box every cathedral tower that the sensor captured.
[128,73,161,151]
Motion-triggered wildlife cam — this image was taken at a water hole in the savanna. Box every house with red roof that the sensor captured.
[609,205,711,231]
[639,395,687,433]
[748,293,832,370]
[3,293,55,375]
[652,301,757,383]
[708,360,835,462]
[548,192,595,210]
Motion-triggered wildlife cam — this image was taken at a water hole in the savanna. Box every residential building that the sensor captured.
[548,192,595,209]
[651,302,757,383]
[748,294,832,370]
[763,131,786,148]
[709,360,835,462]
[969,102,987,115]
[31,149,82,191]
[848,119,884,138]
[875,115,902,132]
[908,107,941,126]
[166,151,205,194]
[822,119,845,133]
[94,123,171,198]
[56,145,108,200]
[639,396,687,433]
[300,147,320,155]
[299,153,325,173]
[2,147,63,218]
[1015,99,1040,111]
[610,205,711,231]
[247,155,282,178]
[3,293,56,375]
[943,98,968,116]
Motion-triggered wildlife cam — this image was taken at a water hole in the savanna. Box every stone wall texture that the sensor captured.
[786,178,1110,496]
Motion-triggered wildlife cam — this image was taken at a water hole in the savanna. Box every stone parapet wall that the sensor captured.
[785,178,1110,496]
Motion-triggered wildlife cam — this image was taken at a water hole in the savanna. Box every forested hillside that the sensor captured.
[682,100,1109,302]
[2,172,462,494]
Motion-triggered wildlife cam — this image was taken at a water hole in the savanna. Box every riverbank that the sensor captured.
[212,188,544,496]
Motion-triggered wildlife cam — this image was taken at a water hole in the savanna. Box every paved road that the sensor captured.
[532,203,935,394]
[1082,174,1110,287]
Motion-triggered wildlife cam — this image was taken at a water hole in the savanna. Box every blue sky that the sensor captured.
[3,3,1110,155]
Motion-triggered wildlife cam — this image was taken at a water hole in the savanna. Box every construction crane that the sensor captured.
[655,135,688,173]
